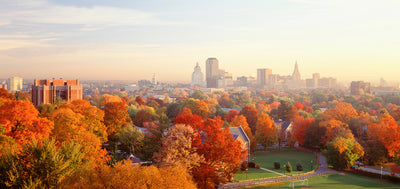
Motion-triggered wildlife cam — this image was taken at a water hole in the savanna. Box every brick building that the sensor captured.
[350,81,371,95]
[31,79,82,106]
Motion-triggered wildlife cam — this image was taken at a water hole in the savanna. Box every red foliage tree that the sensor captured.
[224,109,239,123]
[0,98,53,146]
[192,117,246,188]
[293,101,304,110]
[240,105,258,134]
[292,116,314,145]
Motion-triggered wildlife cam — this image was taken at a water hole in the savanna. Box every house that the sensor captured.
[274,119,293,141]
[229,126,250,162]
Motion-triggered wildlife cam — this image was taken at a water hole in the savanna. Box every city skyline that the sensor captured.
[1,0,400,82]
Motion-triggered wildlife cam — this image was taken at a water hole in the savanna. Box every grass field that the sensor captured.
[234,148,316,181]
[244,173,400,189]
[252,148,317,176]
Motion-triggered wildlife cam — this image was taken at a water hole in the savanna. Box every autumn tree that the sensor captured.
[153,124,204,171]
[37,103,56,120]
[0,98,53,146]
[275,100,299,121]
[225,109,239,123]
[184,99,211,119]
[51,107,107,165]
[103,101,130,134]
[0,88,15,100]
[116,125,144,154]
[218,93,234,108]
[192,117,246,189]
[231,115,256,149]
[240,105,258,134]
[324,137,364,170]
[133,107,159,127]
[66,161,197,189]
[190,90,209,101]
[0,138,85,188]
[321,102,358,124]
[368,118,400,157]
[255,113,277,148]
[292,116,315,146]
[135,96,145,106]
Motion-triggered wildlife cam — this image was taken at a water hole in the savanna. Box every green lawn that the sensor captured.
[251,148,317,176]
[245,173,400,189]
[234,168,280,181]
[234,148,316,181]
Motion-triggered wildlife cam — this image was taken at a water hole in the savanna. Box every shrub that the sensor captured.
[255,164,260,169]
[241,162,248,171]
[248,161,256,168]
[274,162,280,169]
[296,163,303,171]
[286,162,292,173]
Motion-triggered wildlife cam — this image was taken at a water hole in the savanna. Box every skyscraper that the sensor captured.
[289,61,304,89]
[257,68,272,88]
[8,76,23,91]
[206,58,219,88]
[191,62,205,87]
[152,73,157,85]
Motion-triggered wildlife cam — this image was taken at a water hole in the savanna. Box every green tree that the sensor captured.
[116,125,144,154]
[323,137,364,170]
[0,138,85,188]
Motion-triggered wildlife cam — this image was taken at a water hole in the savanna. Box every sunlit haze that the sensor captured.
[1,0,399,82]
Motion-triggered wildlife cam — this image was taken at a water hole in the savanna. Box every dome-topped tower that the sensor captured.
[191,62,205,87]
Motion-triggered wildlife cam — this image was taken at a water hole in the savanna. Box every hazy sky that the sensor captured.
[1,0,399,82]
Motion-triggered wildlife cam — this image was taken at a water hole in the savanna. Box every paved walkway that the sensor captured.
[259,167,287,177]
[220,150,337,189]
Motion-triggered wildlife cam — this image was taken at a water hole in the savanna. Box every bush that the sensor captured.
[296,163,303,171]
[255,164,260,169]
[274,162,280,169]
[241,162,248,171]
[248,161,256,168]
[286,162,292,173]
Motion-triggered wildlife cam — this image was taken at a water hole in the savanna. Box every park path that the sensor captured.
[259,167,287,177]
[219,150,337,189]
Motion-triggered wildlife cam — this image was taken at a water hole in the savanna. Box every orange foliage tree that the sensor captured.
[52,107,107,165]
[368,118,400,157]
[66,160,197,189]
[103,101,130,134]
[292,116,315,146]
[255,113,277,148]
[321,102,358,123]
[231,115,256,149]
[0,98,53,146]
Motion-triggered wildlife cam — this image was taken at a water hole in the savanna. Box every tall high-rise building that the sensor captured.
[8,76,23,91]
[31,79,82,106]
[206,58,219,88]
[257,68,272,88]
[152,73,157,85]
[191,62,205,87]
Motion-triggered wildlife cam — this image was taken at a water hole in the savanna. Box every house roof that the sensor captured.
[274,120,292,131]
[229,126,250,143]
[221,108,242,112]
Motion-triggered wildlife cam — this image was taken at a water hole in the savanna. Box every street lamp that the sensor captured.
[311,160,313,171]
[284,164,286,175]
